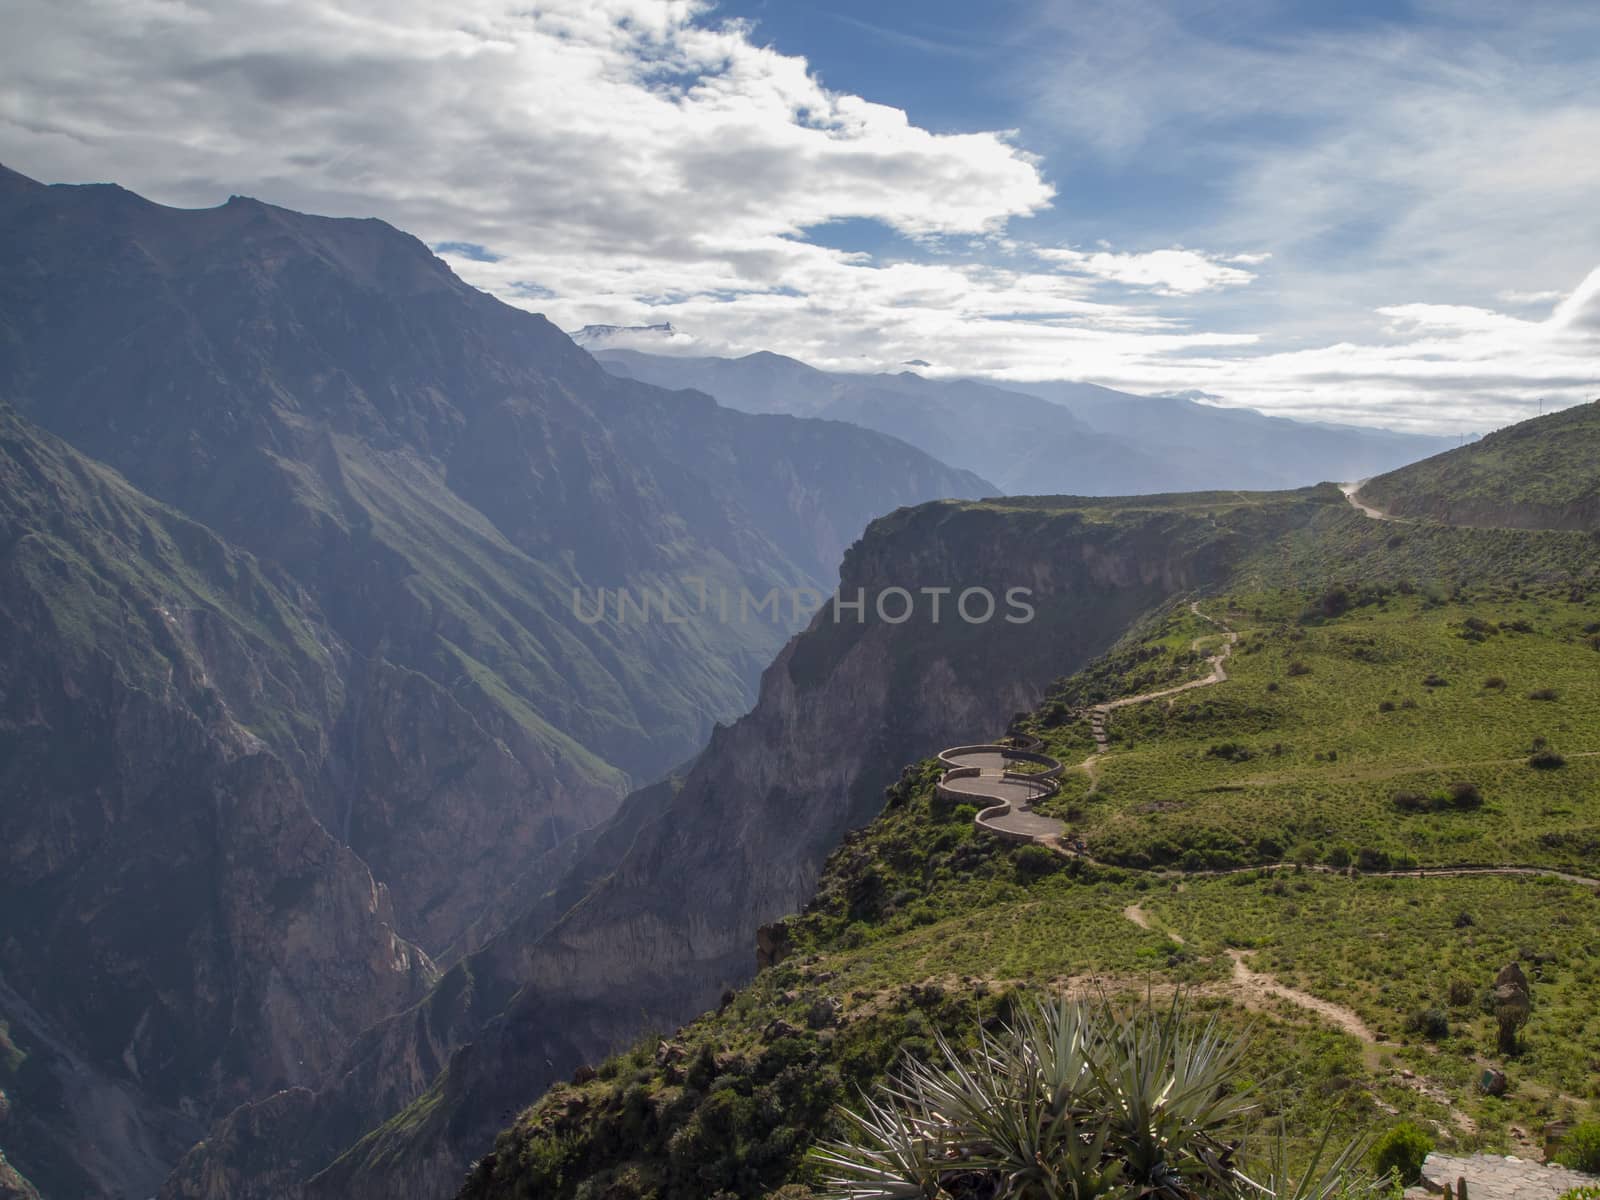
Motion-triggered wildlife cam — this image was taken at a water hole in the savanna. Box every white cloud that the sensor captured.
[1035,245,1264,295]
[0,0,1595,435]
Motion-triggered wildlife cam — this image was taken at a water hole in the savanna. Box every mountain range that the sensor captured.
[591,344,1454,497]
[0,165,985,1199]
[3,160,1593,1200]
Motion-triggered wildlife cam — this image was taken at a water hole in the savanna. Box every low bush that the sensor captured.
[1287,660,1312,676]
[1557,1122,1600,1174]
[1392,782,1481,812]
[1422,673,1449,688]
[1356,847,1391,872]
[1012,844,1059,879]
[1483,675,1507,690]
[1528,687,1561,701]
[1406,1008,1450,1041]
[1206,742,1256,762]
[1529,750,1567,770]
[1371,1121,1433,1185]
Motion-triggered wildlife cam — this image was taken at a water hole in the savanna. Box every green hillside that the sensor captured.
[457,520,1600,1200]
[1357,401,1600,530]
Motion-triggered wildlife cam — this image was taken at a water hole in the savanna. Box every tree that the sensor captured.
[1493,962,1532,1055]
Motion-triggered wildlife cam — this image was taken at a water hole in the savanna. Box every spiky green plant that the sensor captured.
[813,995,1383,1200]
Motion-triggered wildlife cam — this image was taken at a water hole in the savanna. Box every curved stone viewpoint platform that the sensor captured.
[936,743,1066,844]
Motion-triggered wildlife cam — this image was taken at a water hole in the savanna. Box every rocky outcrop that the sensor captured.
[203,490,1330,1199]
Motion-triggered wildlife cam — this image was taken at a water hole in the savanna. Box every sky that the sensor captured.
[2,0,1597,434]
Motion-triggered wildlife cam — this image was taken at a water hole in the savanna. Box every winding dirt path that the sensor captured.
[943,602,1240,846]
[1341,480,1404,522]
[1224,949,1377,1043]
[947,596,1600,888]
[1087,602,1238,756]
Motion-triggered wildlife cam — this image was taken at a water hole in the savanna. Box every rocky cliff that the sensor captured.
[0,406,436,1198]
[179,489,1333,1199]
[0,166,989,1197]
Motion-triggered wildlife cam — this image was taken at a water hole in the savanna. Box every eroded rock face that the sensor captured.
[195,493,1326,1199]
[0,408,436,1198]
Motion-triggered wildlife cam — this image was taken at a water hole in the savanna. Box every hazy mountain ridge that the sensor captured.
[595,348,1455,496]
[0,404,436,1198]
[0,168,989,1198]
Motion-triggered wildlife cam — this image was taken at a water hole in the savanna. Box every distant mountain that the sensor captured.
[596,349,1187,495]
[594,348,1456,495]
[568,321,680,349]
[1003,379,1457,493]
[0,165,988,1197]
[1355,400,1600,530]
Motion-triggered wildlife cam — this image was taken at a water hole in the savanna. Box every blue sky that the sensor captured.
[2,0,1597,432]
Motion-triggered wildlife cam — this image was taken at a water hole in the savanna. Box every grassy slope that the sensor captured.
[1357,401,1600,530]
[456,513,1600,1200]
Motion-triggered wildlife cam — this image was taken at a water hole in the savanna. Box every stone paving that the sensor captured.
[938,745,1066,842]
[1408,1152,1597,1200]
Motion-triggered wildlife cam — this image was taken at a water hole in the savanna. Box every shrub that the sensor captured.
[1529,750,1567,770]
[1406,1008,1450,1041]
[1447,781,1483,809]
[950,803,980,824]
[1370,1121,1433,1185]
[1287,660,1312,677]
[1557,1123,1600,1174]
[1012,844,1058,879]
[1422,673,1449,688]
[1392,790,1429,813]
[1206,742,1256,762]
[1558,1189,1600,1200]
[1446,977,1475,1005]
[1356,848,1391,872]
[1377,700,1397,713]
[1483,676,1507,690]
[1528,687,1560,701]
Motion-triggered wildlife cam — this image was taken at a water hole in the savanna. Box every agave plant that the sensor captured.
[812,994,1382,1200]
